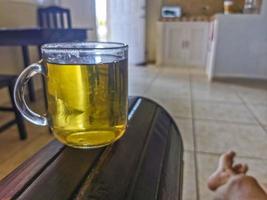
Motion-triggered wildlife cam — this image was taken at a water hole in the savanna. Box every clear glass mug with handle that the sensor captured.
[14,42,128,149]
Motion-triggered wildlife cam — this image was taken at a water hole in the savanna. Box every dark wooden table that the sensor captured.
[0,28,88,101]
[0,97,184,200]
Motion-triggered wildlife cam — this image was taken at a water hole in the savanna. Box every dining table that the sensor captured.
[0,28,88,101]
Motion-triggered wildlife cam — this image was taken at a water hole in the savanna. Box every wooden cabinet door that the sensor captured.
[163,24,186,66]
[185,23,209,68]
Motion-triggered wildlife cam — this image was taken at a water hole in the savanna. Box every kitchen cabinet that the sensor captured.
[156,21,209,68]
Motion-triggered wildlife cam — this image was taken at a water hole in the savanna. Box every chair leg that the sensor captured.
[8,82,27,140]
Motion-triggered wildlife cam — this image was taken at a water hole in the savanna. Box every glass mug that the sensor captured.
[14,42,128,149]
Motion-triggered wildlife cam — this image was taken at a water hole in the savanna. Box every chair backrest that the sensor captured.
[37,6,72,29]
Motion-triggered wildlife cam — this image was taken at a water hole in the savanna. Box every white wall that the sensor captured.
[210,1,267,79]
[10,0,60,5]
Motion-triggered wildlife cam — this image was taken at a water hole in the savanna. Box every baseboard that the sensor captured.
[212,76,267,90]
[212,76,267,82]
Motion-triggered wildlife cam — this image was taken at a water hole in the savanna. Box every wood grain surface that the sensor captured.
[0,97,184,200]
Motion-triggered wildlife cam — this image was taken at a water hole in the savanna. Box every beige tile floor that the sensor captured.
[129,65,267,200]
[0,65,267,200]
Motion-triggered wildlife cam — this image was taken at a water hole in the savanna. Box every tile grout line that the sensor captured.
[192,98,246,105]
[188,70,200,200]
[235,92,267,135]
[192,117,258,126]
[196,150,267,161]
[142,69,162,94]
[175,113,261,126]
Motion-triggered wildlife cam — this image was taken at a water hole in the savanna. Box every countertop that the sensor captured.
[159,16,213,22]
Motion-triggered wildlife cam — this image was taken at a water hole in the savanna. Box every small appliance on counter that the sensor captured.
[161,6,182,18]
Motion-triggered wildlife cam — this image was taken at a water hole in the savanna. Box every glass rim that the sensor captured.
[41,41,128,51]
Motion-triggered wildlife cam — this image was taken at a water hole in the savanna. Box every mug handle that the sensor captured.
[14,62,48,126]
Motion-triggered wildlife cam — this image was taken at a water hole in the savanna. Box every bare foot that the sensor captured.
[207,151,248,191]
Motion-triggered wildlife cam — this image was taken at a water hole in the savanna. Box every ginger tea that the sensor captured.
[45,58,128,148]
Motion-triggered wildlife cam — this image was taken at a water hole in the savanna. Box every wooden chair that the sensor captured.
[0,75,27,140]
[37,6,72,29]
[37,6,73,57]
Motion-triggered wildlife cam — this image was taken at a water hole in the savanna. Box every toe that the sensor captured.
[233,163,248,174]
[226,150,236,159]
[241,164,248,174]
[219,150,236,170]
[233,163,242,173]
[207,171,232,191]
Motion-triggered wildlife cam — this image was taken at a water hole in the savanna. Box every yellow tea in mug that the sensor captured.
[45,58,128,148]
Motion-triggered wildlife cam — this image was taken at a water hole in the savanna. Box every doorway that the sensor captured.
[95,0,108,41]
[96,0,146,65]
